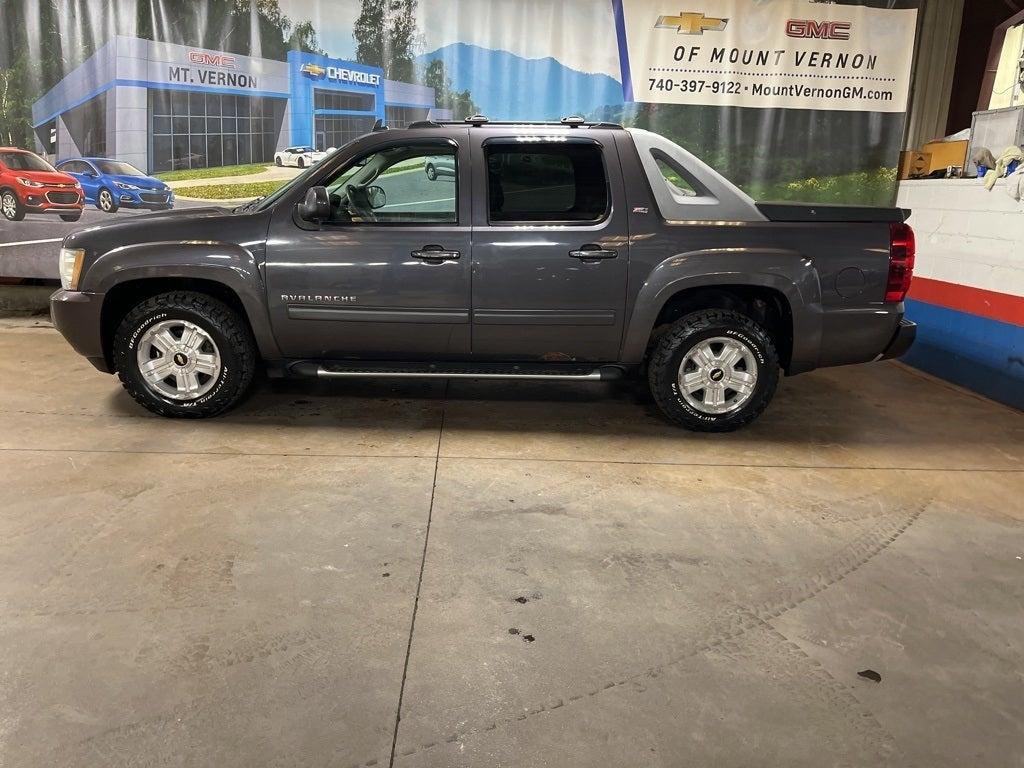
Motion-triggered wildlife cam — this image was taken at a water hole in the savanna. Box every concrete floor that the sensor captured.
[1,318,1022,768]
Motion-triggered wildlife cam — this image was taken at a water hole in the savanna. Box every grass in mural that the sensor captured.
[178,180,286,200]
[746,168,898,207]
[155,163,269,182]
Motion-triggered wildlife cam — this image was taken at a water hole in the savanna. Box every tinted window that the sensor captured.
[323,145,457,224]
[485,143,607,222]
[655,157,697,197]
[0,152,55,172]
[96,160,145,176]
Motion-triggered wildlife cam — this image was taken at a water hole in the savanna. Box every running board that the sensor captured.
[289,360,625,381]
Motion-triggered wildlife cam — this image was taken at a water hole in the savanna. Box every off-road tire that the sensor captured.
[647,308,780,432]
[113,291,256,418]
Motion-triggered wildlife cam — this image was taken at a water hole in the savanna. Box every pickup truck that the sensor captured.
[50,117,916,431]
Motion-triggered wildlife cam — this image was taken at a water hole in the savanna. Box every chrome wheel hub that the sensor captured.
[677,336,758,415]
[136,319,221,401]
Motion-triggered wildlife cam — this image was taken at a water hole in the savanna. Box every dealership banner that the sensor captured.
[613,0,917,112]
[2,0,920,279]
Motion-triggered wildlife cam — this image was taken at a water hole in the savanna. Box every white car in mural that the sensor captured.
[274,146,335,168]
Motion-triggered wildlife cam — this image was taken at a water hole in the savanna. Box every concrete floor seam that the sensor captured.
[388,382,448,768]
[2,446,1021,474]
[363,479,927,765]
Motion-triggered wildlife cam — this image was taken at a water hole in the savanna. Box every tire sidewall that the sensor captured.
[426,164,436,180]
[2,190,24,221]
[118,305,241,415]
[653,317,779,429]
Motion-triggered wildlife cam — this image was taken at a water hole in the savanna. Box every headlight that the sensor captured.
[59,248,85,291]
[114,181,141,190]
[17,177,44,188]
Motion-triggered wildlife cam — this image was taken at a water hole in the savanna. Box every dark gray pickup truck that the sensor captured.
[50,117,916,431]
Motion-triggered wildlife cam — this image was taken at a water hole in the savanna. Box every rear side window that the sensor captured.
[485,143,608,223]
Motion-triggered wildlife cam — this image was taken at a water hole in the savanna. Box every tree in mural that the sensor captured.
[353,0,419,82]
[423,59,479,120]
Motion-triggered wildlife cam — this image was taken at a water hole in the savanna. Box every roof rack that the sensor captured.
[406,115,623,130]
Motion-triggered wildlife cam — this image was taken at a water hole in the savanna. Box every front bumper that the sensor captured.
[880,318,917,360]
[50,289,110,372]
[22,187,83,212]
[119,189,175,209]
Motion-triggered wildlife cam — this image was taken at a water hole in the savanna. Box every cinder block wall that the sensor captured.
[896,179,1024,409]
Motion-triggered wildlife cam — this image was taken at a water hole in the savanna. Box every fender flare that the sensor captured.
[620,248,823,372]
[82,240,281,360]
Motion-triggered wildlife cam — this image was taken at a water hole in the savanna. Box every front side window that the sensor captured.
[322,144,457,225]
[485,143,608,223]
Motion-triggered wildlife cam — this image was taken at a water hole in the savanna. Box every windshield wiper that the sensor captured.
[234,196,264,213]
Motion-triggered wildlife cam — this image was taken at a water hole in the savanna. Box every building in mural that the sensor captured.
[29,36,445,173]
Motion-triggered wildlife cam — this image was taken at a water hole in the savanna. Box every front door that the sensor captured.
[265,136,472,360]
[469,136,630,362]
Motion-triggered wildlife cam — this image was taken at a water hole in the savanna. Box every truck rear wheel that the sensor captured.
[647,309,780,432]
[113,291,256,418]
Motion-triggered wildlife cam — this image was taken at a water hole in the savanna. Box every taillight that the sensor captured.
[886,221,915,302]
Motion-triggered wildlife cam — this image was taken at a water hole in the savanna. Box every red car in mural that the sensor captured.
[0,148,83,222]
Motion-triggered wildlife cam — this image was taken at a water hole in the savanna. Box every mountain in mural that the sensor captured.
[417,43,625,120]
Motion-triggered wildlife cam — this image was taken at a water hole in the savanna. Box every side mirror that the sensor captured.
[366,185,386,209]
[298,186,330,222]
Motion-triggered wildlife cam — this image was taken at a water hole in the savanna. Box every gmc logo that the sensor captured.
[785,19,851,40]
[187,51,237,68]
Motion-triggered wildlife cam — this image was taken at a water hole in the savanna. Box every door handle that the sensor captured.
[411,244,461,263]
[569,244,618,261]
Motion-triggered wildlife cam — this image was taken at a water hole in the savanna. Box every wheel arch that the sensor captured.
[620,249,823,373]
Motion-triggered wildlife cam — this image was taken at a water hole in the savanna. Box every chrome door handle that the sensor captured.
[569,244,618,260]
[411,245,461,263]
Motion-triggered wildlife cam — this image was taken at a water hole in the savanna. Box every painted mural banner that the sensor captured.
[0,0,919,280]
[614,0,917,112]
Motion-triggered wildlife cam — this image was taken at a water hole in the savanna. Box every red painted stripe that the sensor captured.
[907,277,1024,327]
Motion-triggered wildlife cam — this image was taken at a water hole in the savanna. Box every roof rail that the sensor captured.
[405,118,625,130]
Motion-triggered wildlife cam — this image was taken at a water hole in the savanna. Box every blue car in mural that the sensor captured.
[55,157,174,213]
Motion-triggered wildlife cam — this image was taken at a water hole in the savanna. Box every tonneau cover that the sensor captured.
[756,203,909,223]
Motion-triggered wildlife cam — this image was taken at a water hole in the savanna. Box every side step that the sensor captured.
[289,360,625,381]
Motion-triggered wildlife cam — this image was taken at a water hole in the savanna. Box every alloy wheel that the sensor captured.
[677,336,759,415]
[1,192,17,219]
[136,319,222,401]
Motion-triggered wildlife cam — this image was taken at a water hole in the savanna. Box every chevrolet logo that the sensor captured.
[299,63,326,78]
[655,11,728,34]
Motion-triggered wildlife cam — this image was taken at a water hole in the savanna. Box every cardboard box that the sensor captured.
[899,150,931,179]
[921,139,968,173]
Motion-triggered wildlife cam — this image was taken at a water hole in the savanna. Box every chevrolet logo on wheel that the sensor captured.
[299,63,326,78]
[655,11,728,34]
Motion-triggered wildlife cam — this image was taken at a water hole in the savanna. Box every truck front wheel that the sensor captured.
[113,291,256,418]
[647,309,780,432]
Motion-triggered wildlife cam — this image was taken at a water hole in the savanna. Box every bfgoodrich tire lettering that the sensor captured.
[647,308,780,432]
[113,291,256,418]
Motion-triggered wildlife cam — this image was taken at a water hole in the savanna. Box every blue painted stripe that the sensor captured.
[312,108,379,117]
[33,79,290,127]
[610,0,634,101]
[903,299,1024,410]
[384,100,434,109]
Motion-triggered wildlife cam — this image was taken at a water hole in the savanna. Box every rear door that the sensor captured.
[469,134,630,362]
[265,134,472,360]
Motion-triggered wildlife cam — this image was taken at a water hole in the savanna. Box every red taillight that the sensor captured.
[886,221,915,302]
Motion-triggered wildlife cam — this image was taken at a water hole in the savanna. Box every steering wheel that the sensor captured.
[344,183,377,223]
